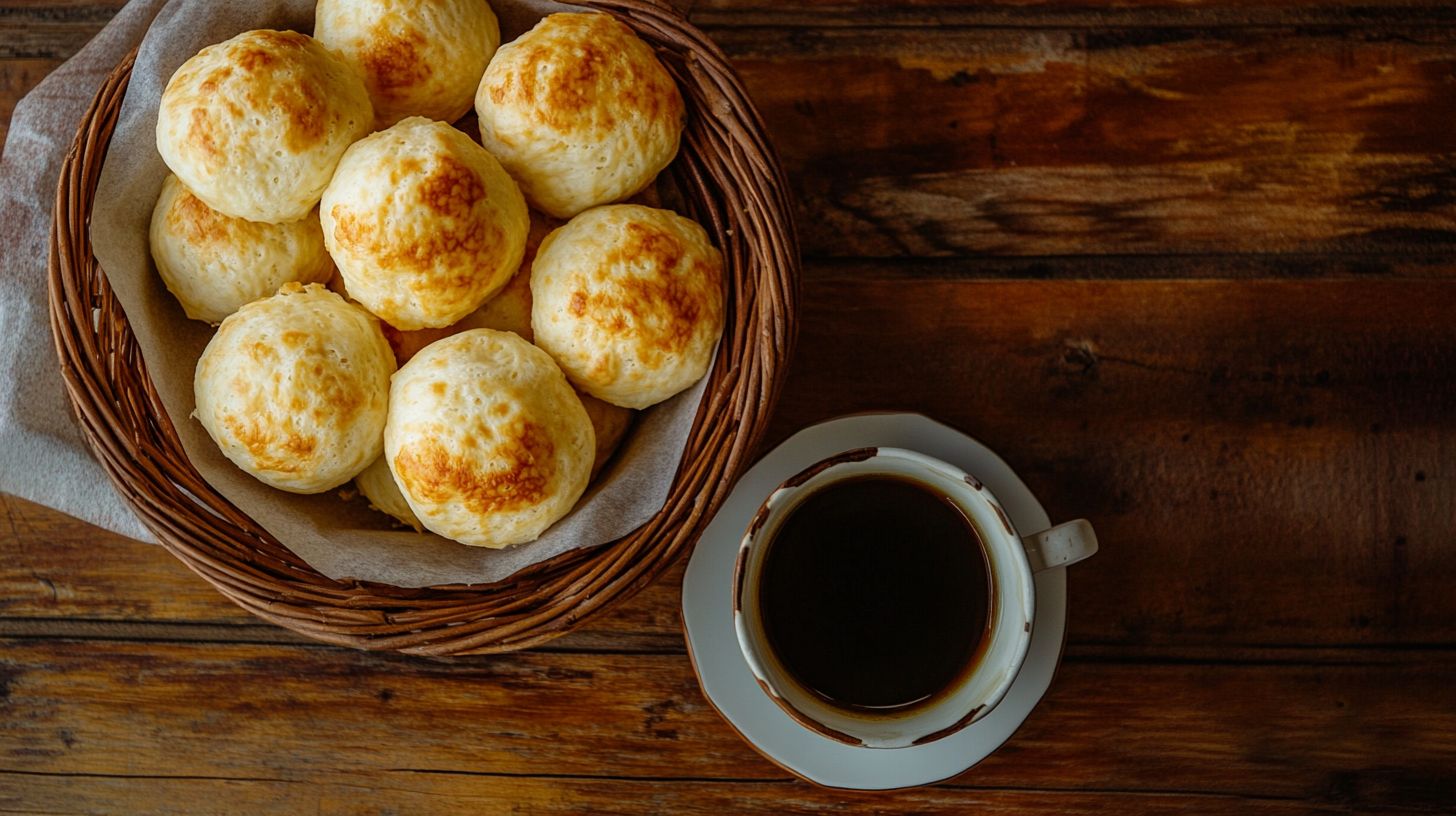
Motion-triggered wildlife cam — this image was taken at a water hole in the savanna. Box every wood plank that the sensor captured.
[805,253,1456,281]
[691,3,1456,30]
[0,24,112,61]
[718,26,1456,257]
[765,278,1456,647]
[0,773,1359,815]
[0,494,254,624]
[6,278,1456,648]
[10,20,1456,258]
[1,639,1454,806]
[0,493,687,643]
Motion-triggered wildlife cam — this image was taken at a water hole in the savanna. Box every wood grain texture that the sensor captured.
[0,774,1396,815]
[0,494,686,644]
[719,26,1456,257]
[804,253,1456,281]
[0,775,1374,816]
[0,495,253,624]
[765,278,1456,647]
[691,3,1456,31]
[5,278,1454,649]
[1,640,1453,808]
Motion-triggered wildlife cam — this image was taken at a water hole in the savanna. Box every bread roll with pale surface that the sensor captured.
[380,208,561,363]
[150,174,333,324]
[532,205,724,409]
[315,0,500,129]
[474,13,685,219]
[386,329,594,548]
[156,30,372,224]
[321,117,529,331]
[194,283,395,494]
[356,455,424,532]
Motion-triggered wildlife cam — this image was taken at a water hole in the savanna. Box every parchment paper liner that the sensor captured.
[90,0,711,587]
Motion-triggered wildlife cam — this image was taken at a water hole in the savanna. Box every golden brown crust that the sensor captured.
[394,418,554,516]
[384,329,594,548]
[572,220,706,363]
[532,205,725,409]
[374,209,559,365]
[156,29,373,224]
[168,184,230,245]
[361,18,432,99]
[193,284,395,494]
[149,175,334,324]
[315,0,500,128]
[321,118,529,330]
[475,13,685,218]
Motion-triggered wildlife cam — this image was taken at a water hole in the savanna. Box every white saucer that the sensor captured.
[681,412,1066,790]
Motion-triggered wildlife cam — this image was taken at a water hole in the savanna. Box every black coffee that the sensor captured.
[758,476,992,711]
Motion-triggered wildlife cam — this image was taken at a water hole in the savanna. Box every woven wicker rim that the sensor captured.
[47,0,799,655]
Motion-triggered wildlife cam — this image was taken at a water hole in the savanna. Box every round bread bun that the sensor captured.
[194,283,396,494]
[321,117,529,331]
[150,174,334,324]
[474,12,685,219]
[315,0,500,129]
[531,205,725,409]
[156,30,373,224]
[355,455,424,532]
[386,329,594,548]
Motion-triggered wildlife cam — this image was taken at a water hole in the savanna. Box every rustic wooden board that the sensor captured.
[1,639,1453,807]
[4,6,1455,813]
[9,17,1456,259]
[766,278,1456,647]
[0,493,686,647]
[0,494,255,624]
[691,4,1456,31]
[0,774,1394,815]
[716,26,1456,257]
[5,277,1454,649]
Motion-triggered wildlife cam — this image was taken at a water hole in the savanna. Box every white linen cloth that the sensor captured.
[0,0,169,542]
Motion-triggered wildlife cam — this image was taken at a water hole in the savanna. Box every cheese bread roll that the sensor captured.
[157,30,372,224]
[385,329,594,548]
[315,0,500,129]
[322,118,529,331]
[531,205,724,409]
[475,13,685,218]
[150,174,333,324]
[193,283,395,494]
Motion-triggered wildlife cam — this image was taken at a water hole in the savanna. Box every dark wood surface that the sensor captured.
[4,0,1455,812]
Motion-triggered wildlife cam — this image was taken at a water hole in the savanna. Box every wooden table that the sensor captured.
[5,1,1456,812]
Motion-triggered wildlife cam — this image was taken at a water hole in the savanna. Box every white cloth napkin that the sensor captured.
[0,0,169,541]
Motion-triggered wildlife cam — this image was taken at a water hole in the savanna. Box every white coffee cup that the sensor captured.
[733,447,1097,749]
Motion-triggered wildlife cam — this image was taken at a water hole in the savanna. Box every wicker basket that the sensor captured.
[47,0,798,655]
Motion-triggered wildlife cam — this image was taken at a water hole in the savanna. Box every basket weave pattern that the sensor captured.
[47,0,799,655]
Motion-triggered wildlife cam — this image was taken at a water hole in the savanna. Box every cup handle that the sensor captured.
[1021,519,1098,572]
